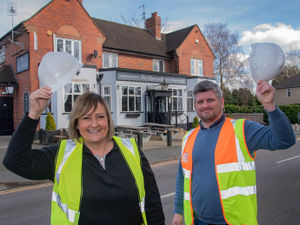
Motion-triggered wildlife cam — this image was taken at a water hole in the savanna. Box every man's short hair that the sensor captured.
[193,80,223,99]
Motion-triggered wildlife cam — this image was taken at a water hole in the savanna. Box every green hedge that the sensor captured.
[225,104,264,114]
[263,104,300,124]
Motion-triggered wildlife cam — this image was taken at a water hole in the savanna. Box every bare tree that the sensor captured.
[272,49,300,86]
[204,23,242,90]
[120,14,144,28]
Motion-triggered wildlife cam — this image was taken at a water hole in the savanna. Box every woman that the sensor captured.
[3,86,165,225]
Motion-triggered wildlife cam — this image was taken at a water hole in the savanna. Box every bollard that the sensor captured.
[167,130,172,146]
[137,132,143,149]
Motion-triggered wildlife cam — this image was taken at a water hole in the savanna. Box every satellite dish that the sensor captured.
[38,52,82,92]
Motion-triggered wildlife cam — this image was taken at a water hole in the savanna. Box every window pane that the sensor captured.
[129,96,135,111]
[104,87,110,95]
[82,84,90,92]
[74,84,81,93]
[135,87,141,95]
[122,86,128,95]
[178,89,182,96]
[136,97,141,111]
[66,40,72,54]
[74,41,79,61]
[104,96,111,111]
[198,60,203,75]
[73,94,80,104]
[188,90,193,97]
[178,98,183,110]
[64,95,72,112]
[111,54,117,67]
[191,59,195,74]
[57,39,63,52]
[173,98,177,110]
[129,87,134,95]
[173,89,177,96]
[159,60,164,72]
[103,53,109,68]
[122,96,127,111]
[153,60,159,72]
[188,98,193,111]
[64,83,72,93]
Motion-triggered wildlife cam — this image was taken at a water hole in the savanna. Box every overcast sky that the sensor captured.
[0,0,299,55]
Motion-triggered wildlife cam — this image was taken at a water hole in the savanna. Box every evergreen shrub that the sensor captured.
[46,112,56,131]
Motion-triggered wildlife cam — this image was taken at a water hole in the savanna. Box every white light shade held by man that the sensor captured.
[38,51,82,92]
[248,42,285,82]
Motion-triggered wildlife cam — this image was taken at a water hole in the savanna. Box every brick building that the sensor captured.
[0,0,215,134]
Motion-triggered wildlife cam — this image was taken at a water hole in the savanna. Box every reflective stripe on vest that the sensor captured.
[181,126,200,225]
[51,136,148,225]
[181,119,258,225]
[113,136,148,225]
[51,138,83,225]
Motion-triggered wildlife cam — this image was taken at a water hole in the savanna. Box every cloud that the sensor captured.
[239,23,300,51]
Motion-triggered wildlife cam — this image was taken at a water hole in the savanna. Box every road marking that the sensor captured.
[0,182,52,195]
[161,192,175,199]
[276,155,300,164]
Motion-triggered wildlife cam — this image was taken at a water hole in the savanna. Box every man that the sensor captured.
[172,80,296,225]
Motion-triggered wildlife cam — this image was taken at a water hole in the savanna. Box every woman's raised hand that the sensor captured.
[28,87,52,120]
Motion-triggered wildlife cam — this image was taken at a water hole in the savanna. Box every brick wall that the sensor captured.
[1,0,105,129]
[1,0,215,130]
[176,26,214,77]
[118,53,173,73]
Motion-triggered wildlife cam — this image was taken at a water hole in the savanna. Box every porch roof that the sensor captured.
[0,65,18,86]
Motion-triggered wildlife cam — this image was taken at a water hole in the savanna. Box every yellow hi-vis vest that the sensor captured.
[181,118,258,225]
[51,136,148,225]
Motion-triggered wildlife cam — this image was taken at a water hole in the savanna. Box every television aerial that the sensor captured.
[7,2,24,50]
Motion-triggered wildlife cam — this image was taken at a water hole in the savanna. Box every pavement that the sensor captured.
[0,134,183,191]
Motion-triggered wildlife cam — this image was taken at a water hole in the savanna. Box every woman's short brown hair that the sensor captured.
[68,91,114,143]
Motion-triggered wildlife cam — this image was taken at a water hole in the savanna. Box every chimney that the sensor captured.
[145,12,161,40]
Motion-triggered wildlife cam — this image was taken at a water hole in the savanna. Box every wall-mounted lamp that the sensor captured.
[96,73,103,83]
[89,50,98,59]
[116,84,120,90]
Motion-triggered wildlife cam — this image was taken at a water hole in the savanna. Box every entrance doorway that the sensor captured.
[0,97,14,135]
[146,90,172,124]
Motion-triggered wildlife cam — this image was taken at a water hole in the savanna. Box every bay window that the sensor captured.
[121,86,141,112]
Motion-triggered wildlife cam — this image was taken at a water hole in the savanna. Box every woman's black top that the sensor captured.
[3,114,165,225]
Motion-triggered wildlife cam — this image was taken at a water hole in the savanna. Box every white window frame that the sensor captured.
[103,85,112,112]
[191,59,203,76]
[54,36,82,63]
[170,88,183,111]
[103,52,118,68]
[187,90,194,112]
[287,88,291,97]
[121,85,142,112]
[0,46,6,64]
[63,82,91,113]
[153,59,165,72]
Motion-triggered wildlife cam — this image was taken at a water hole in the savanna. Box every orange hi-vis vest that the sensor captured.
[181,118,258,225]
